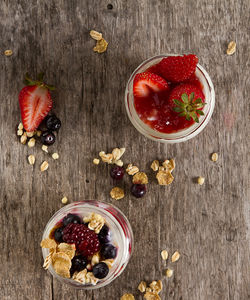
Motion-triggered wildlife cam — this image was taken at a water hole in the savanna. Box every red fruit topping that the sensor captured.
[63,223,100,257]
[158,54,198,82]
[18,73,54,132]
[133,72,169,98]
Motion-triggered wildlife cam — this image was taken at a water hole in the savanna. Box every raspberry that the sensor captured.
[158,54,198,82]
[62,223,100,256]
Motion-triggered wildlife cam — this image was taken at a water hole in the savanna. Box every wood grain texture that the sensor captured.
[0,0,249,299]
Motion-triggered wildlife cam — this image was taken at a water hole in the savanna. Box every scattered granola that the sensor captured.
[151,160,159,171]
[211,152,218,162]
[161,249,168,260]
[93,158,100,165]
[110,187,125,200]
[227,41,236,55]
[126,164,139,175]
[90,30,103,41]
[42,145,48,153]
[40,161,49,172]
[52,152,59,160]
[144,292,161,300]
[100,153,113,164]
[149,280,162,294]
[138,281,147,293]
[83,213,105,234]
[28,154,35,165]
[98,148,125,165]
[93,38,108,53]
[26,131,35,137]
[171,251,180,262]
[17,129,23,136]
[166,268,173,278]
[20,134,27,144]
[61,196,68,204]
[115,159,123,167]
[162,159,175,172]
[197,176,205,185]
[28,137,36,147]
[132,172,148,184]
[120,294,135,300]
[156,170,174,185]
[18,123,23,130]
[4,49,13,56]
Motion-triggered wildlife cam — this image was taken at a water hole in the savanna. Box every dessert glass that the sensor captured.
[41,201,133,289]
[125,54,215,143]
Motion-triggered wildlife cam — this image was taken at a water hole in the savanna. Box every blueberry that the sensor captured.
[131,184,146,198]
[62,213,82,226]
[54,227,64,243]
[40,131,55,145]
[92,262,109,279]
[101,244,117,259]
[70,255,87,274]
[46,115,61,131]
[110,166,125,180]
[98,224,111,244]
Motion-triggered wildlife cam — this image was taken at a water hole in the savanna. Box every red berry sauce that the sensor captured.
[134,63,204,134]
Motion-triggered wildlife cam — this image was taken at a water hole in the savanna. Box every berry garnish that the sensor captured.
[98,224,111,244]
[62,223,100,256]
[110,166,125,180]
[92,262,109,279]
[62,213,82,226]
[40,131,56,145]
[133,72,169,98]
[168,84,206,123]
[70,255,87,273]
[45,115,61,131]
[101,244,117,259]
[18,73,54,132]
[158,54,198,82]
[54,227,64,243]
[131,184,146,198]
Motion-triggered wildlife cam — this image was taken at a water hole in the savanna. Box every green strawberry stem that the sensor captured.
[24,73,55,90]
[173,92,206,123]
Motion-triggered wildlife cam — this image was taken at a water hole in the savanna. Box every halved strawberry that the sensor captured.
[133,72,169,98]
[19,73,53,132]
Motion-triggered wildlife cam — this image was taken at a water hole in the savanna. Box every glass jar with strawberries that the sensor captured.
[125,54,215,143]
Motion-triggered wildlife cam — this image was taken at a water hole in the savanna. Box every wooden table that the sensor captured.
[0,1,249,299]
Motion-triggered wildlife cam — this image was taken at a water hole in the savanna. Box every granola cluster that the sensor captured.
[83,213,105,234]
[98,147,126,166]
[90,30,108,53]
[151,159,175,185]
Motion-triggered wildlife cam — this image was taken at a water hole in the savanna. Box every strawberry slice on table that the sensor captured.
[168,83,206,123]
[158,54,198,82]
[133,72,169,98]
[19,73,54,132]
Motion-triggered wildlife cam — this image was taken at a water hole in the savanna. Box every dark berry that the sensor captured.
[62,213,82,226]
[110,166,125,180]
[71,255,87,273]
[101,244,117,259]
[131,184,146,198]
[92,262,109,279]
[62,223,100,256]
[54,227,64,243]
[98,224,111,244]
[46,115,61,131]
[40,131,55,145]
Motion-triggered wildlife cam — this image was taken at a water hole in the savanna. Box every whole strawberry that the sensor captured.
[19,73,54,132]
[158,54,198,82]
[168,84,206,122]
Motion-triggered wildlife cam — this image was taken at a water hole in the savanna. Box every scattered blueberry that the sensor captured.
[98,224,111,244]
[92,262,109,279]
[62,213,82,227]
[46,115,61,131]
[54,227,64,243]
[101,244,117,259]
[110,166,125,180]
[131,184,146,198]
[40,131,55,145]
[70,255,88,274]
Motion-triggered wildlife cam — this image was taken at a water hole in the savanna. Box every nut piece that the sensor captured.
[28,155,35,165]
[138,281,147,293]
[151,160,159,171]
[28,138,36,148]
[161,249,168,260]
[112,147,125,161]
[144,292,161,300]
[162,159,175,172]
[52,152,59,160]
[40,161,49,172]
[126,164,139,175]
[133,172,148,184]
[90,30,103,40]
[101,153,113,164]
[93,38,108,53]
[4,49,13,56]
[211,152,218,162]
[171,251,180,262]
[197,176,205,185]
[156,170,174,185]
[42,145,48,153]
[166,268,173,278]
[61,196,68,204]
[17,129,23,136]
[149,280,162,294]
[120,294,135,300]
[227,41,236,55]
[18,123,23,130]
[115,159,123,167]
[93,158,100,165]
[26,131,34,137]
[20,134,27,144]
[110,187,125,200]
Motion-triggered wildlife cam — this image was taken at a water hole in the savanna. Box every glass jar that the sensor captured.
[41,201,133,289]
[125,54,215,143]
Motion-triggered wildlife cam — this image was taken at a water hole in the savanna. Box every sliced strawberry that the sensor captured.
[133,72,169,98]
[19,85,52,132]
[158,54,198,83]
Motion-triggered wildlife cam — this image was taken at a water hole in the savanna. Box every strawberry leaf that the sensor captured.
[173,107,184,113]
[173,99,183,106]
[181,93,189,104]
[197,110,204,115]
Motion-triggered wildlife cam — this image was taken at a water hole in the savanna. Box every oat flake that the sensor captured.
[120,294,135,300]
[161,249,168,260]
[138,281,147,293]
[110,187,125,200]
[151,160,159,171]
[93,38,108,53]
[171,251,180,262]
[40,161,49,172]
[90,30,103,40]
